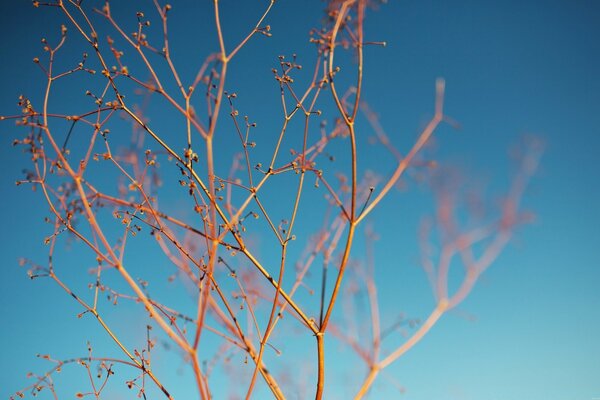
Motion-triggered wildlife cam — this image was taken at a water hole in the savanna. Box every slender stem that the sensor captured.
[353,367,379,400]
[315,333,325,399]
[353,301,448,399]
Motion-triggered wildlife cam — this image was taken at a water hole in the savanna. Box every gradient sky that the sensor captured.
[1,1,599,399]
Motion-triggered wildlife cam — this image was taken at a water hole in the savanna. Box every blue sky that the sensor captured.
[1,1,599,399]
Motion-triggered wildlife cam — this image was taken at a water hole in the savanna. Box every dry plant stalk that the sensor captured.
[2,0,541,399]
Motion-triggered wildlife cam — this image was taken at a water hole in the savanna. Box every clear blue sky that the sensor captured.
[1,1,599,399]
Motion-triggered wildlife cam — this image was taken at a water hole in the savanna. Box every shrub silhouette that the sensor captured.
[2,1,541,399]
